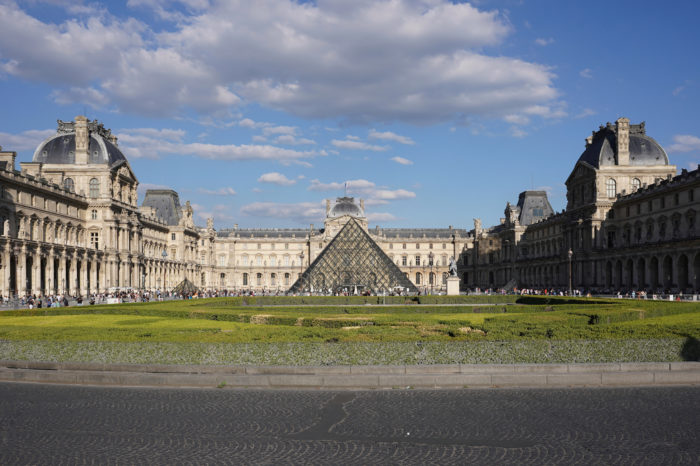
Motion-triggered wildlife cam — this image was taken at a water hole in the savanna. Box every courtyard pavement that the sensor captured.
[1,382,698,464]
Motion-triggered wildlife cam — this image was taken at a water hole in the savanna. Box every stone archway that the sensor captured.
[650,256,659,290]
[694,253,700,292]
[677,254,689,291]
[637,258,646,289]
[625,259,634,288]
[662,256,673,290]
[615,260,623,289]
[605,261,613,288]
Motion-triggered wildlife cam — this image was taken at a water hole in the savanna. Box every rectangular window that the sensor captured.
[389,243,393,249]
[218,255,226,266]
[243,273,248,286]
[90,232,99,249]
[415,255,421,266]
[402,256,407,266]
[402,243,406,249]
[285,243,289,249]
[256,256,262,265]
[171,233,176,240]
[284,256,289,266]
[243,256,248,266]
[690,189,695,202]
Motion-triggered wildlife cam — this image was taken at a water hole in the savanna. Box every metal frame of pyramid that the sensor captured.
[289,218,418,293]
[172,277,199,295]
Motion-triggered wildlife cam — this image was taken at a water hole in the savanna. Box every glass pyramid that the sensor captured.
[289,218,417,293]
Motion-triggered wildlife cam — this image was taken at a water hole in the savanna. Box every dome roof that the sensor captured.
[577,121,668,169]
[329,197,364,218]
[32,119,127,166]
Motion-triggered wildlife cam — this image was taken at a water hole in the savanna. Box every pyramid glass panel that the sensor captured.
[290,219,417,293]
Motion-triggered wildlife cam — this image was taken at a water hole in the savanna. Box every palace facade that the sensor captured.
[462,118,700,294]
[0,115,697,297]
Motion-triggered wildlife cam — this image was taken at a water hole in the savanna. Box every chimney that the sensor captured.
[360,198,364,211]
[326,199,331,215]
[74,115,89,164]
[616,117,630,165]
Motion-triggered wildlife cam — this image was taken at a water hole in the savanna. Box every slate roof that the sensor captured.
[142,190,182,226]
[379,228,469,239]
[577,123,668,169]
[217,228,317,239]
[516,191,554,226]
[33,133,128,166]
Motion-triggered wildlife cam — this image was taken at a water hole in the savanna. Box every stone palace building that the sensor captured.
[0,115,697,297]
[462,117,699,294]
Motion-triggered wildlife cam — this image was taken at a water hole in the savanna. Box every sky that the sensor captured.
[0,0,699,231]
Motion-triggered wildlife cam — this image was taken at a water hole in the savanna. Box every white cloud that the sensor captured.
[574,108,596,119]
[274,134,316,146]
[198,187,237,196]
[257,172,297,186]
[579,68,593,79]
[0,1,559,123]
[116,127,316,162]
[51,86,110,108]
[391,156,413,165]
[308,178,415,204]
[668,134,700,153]
[0,128,55,151]
[331,139,388,152]
[369,129,414,145]
[509,127,527,138]
[503,114,530,125]
[240,201,324,224]
[534,37,554,46]
[194,202,236,224]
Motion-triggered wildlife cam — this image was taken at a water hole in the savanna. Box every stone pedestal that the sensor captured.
[446,276,460,296]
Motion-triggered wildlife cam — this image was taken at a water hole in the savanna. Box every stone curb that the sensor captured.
[0,360,698,389]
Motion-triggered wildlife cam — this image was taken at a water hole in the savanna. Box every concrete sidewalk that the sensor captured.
[1,360,699,389]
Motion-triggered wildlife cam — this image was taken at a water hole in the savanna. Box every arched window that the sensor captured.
[242,273,248,286]
[606,178,617,198]
[89,178,99,198]
[631,178,641,192]
[63,178,74,192]
[415,272,422,285]
[256,273,262,286]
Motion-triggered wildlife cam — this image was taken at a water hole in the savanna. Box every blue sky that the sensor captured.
[0,0,698,230]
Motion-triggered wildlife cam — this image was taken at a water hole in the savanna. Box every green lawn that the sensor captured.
[1,296,698,365]
[1,296,698,343]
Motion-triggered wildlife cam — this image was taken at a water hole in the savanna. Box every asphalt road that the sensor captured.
[1,383,698,464]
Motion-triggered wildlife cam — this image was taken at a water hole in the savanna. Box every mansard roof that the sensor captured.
[141,189,182,226]
[577,121,668,169]
[33,119,128,167]
[379,228,469,239]
[217,228,316,239]
[516,191,554,226]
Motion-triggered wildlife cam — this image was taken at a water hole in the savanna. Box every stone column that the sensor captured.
[2,244,10,297]
[17,245,27,296]
[69,252,78,296]
[80,254,88,296]
[90,256,97,295]
[32,248,41,296]
[57,250,66,294]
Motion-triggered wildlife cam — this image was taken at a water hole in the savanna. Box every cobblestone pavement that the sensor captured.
[1,382,698,464]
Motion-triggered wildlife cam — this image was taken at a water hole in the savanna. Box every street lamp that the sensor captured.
[568,248,573,296]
